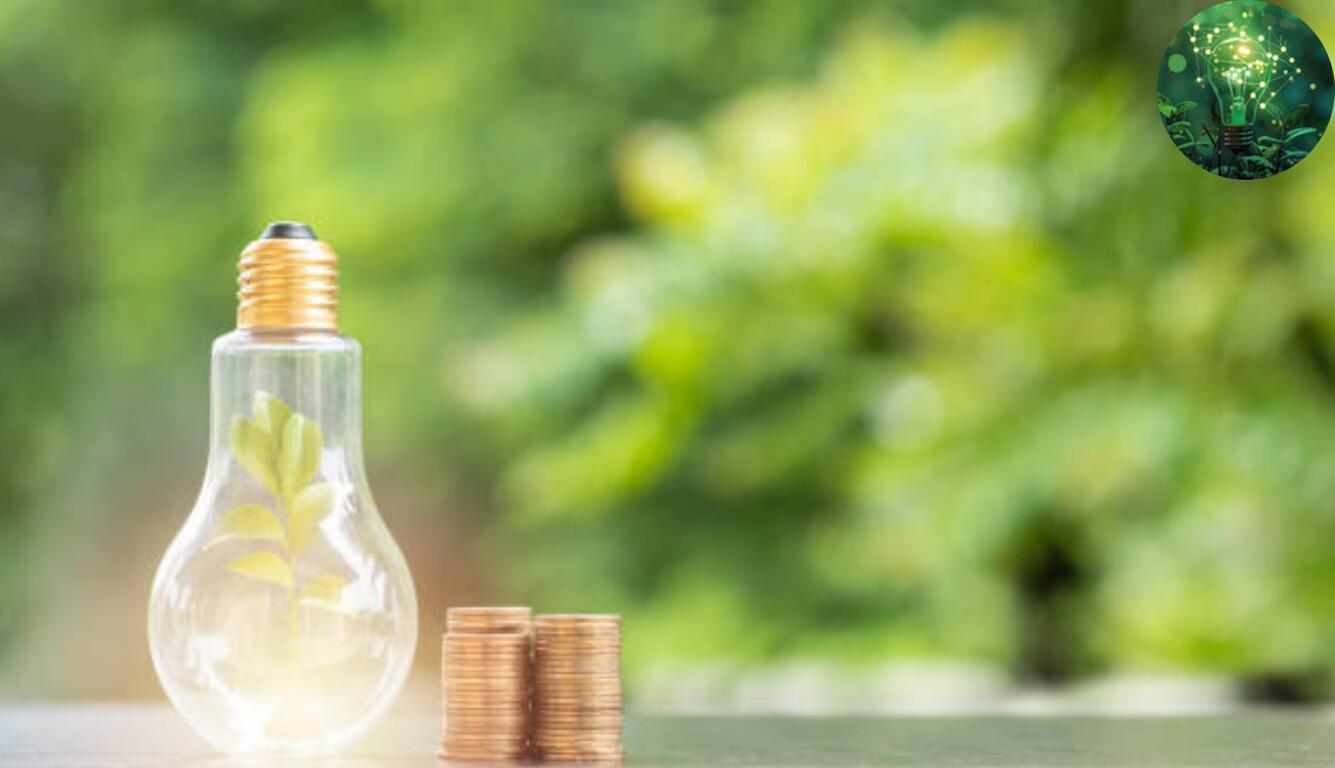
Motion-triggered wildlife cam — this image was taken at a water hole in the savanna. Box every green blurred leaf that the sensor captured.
[253,391,292,442]
[300,574,350,612]
[279,414,323,501]
[225,552,292,589]
[1285,127,1318,142]
[289,482,333,557]
[229,417,279,495]
[217,504,285,544]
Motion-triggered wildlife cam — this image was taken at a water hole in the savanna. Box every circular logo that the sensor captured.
[1158,0,1334,179]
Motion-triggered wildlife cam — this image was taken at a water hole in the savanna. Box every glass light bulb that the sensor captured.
[148,224,417,755]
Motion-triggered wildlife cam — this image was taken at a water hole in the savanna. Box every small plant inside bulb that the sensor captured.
[221,391,348,621]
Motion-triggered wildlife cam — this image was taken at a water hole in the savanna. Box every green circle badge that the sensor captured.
[1158,0,1334,179]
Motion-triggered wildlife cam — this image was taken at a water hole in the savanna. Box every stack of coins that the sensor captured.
[533,614,623,764]
[440,607,533,764]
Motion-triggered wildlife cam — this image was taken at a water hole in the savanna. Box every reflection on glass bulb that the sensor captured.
[148,227,417,755]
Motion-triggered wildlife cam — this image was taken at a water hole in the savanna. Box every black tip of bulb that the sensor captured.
[260,221,317,240]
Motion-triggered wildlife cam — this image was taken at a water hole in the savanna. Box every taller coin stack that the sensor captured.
[440,607,533,764]
[533,614,624,765]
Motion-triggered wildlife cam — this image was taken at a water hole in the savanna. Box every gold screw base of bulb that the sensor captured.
[1224,125,1254,153]
[237,234,339,331]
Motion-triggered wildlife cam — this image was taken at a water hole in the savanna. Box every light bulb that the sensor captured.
[148,222,418,755]
[1194,16,1301,153]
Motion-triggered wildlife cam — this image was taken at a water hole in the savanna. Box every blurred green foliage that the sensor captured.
[6,0,1335,695]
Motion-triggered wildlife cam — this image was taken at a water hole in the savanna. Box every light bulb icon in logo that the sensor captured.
[1191,12,1299,151]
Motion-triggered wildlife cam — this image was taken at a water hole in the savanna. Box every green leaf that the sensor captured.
[1241,155,1275,170]
[289,482,334,557]
[229,417,279,495]
[1284,149,1309,160]
[1285,127,1318,142]
[1159,103,1176,118]
[1288,104,1310,125]
[1256,136,1284,146]
[1167,121,1193,134]
[225,552,292,589]
[1173,101,1197,116]
[253,391,292,441]
[217,504,285,543]
[279,414,323,500]
[300,574,349,611]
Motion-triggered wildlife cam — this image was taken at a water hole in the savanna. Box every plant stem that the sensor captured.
[277,493,299,643]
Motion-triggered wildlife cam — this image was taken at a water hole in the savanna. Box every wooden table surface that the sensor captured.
[4,704,1335,766]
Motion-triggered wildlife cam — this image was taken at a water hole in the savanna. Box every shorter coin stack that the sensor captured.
[440,607,533,764]
[533,614,623,765]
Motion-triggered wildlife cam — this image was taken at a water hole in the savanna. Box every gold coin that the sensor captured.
[535,739,624,750]
[535,631,620,641]
[444,706,528,715]
[533,704,623,715]
[535,679,619,689]
[536,650,618,658]
[535,736,623,747]
[535,718,623,729]
[535,613,621,625]
[534,657,619,667]
[444,718,529,731]
[444,679,527,687]
[446,633,530,647]
[444,653,529,662]
[534,719,623,730]
[534,692,620,700]
[534,667,620,677]
[536,652,619,662]
[532,691,622,702]
[448,606,533,632]
[442,734,529,748]
[445,704,529,714]
[536,748,623,758]
[440,754,528,765]
[444,683,529,694]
